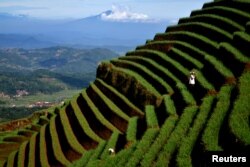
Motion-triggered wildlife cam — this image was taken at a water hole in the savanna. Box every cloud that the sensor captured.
[101,5,150,22]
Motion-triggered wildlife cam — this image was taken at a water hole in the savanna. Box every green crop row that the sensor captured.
[103,142,138,167]
[17,141,28,167]
[17,129,35,138]
[6,150,17,167]
[70,99,102,142]
[28,132,38,167]
[3,135,28,143]
[155,106,198,167]
[163,95,176,115]
[119,56,174,94]
[39,125,50,167]
[140,115,178,167]
[126,117,138,142]
[112,59,173,94]
[90,82,130,121]
[229,71,250,145]
[125,128,159,167]
[82,90,120,133]
[204,0,250,13]
[145,105,159,128]
[176,95,215,167]
[129,50,204,104]
[202,85,234,151]
[86,140,107,166]
[96,63,161,97]
[94,79,144,117]
[219,42,249,63]
[133,49,214,91]
[118,56,196,104]
[49,116,71,166]
[191,6,250,26]
[178,14,244,32]
[176,82,196,106]
[70,150,94,167]
[154,31,218,49]
[171,47,204,69]
[166,21,232,41]
[100,131,120,159]
[204,54,234,78]
[59,107,85,154]
[233,31,250,55]
[87,83,129,133]
[136,41,225,89]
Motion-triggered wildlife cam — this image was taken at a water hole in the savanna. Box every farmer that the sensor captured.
[108,148,115,155]
[189,71,196,86]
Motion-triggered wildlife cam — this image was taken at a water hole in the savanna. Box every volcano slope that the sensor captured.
[1,0,250,167]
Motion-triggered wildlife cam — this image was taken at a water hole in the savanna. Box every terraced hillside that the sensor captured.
[1,0,250,166]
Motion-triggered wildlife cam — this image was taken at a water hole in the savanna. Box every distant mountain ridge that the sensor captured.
[0,11,170,50]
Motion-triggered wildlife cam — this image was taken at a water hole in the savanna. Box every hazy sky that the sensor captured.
[0,0,210,20]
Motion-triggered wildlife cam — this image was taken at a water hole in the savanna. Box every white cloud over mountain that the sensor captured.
[100,5,150,22]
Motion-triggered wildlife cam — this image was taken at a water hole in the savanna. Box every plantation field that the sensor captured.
[1,0,250,167]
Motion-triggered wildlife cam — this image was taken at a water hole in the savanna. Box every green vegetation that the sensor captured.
[59,108,85,154]
[69,99,103,142]
[145,105,159,128]
[125,128,159,167]
[202,85,234,151]
[166,21,233,41]
[229,71,250,145]
[177,95,215,167]
[100,131,120,159]
[1,1,250,167]
[178,14,245,31]
[49,116,71,166]
[155,106,198,167]
[140,115,178,167]
[126,117,138,142]
[162,95,176,115]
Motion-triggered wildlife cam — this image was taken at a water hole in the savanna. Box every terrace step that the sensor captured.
[190,6,250,27]
[97,62,162,109]
[126,117,139,144]
[76,92,114,140]
[70,98,102,144]
[166,22,232,42]
[178,14,244,32]
[203,0,250,14]
[27,133,39,167]
[177,95,216,167]
[49,116,75,165]
[219,42,249,76]
[58,107,86,154]
[82,90,121,134]
[16,141,29,167]
[202,85,235,151]
[154,31,219,56]
[117,55,194,115]
[94,79,144,117]
[86,82,130,133]
[232,31,250,59]
[137,41,233,88]
[111,58,173,95]
[155,106,199,167]
[140,115,178,167]
[124,128,159,167]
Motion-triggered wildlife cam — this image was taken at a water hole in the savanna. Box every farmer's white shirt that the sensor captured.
[189,75,195,85]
